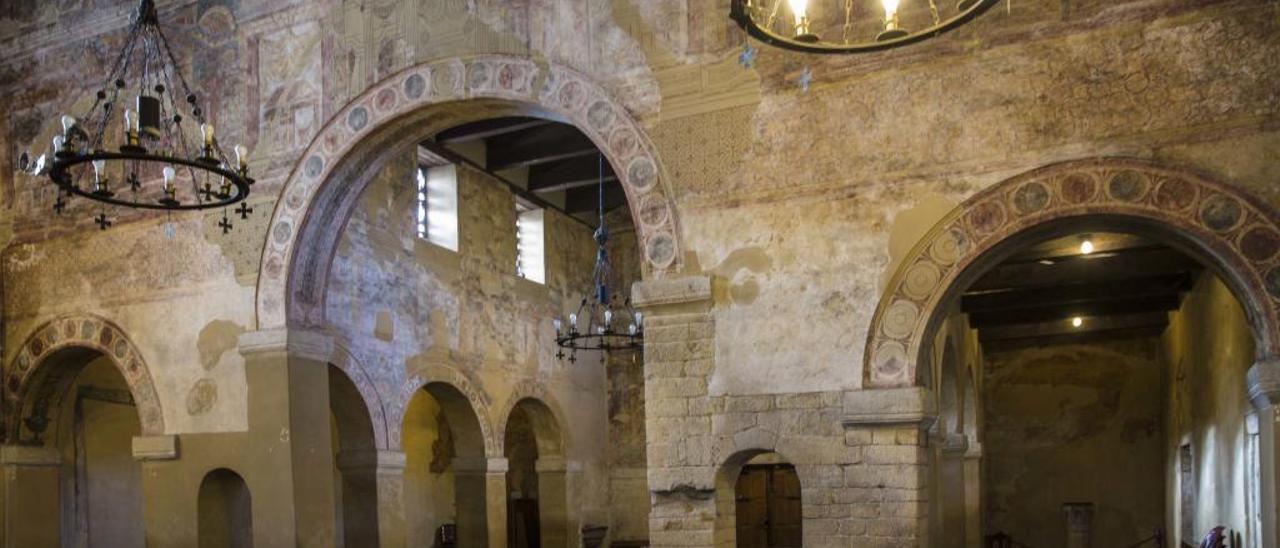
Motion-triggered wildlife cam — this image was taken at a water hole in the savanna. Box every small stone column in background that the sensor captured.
[1062,502,1094,548]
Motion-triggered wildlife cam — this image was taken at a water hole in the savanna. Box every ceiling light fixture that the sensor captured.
[1072,317,1083,328]
[1079,239,1095,255]
[553,154,643,363]
[22,0,254,232]
[730,0,997,54]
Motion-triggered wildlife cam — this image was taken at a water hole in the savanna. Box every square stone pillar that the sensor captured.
[535,457,571,548]
[337,449,407,547]
[0,444,61,548]
[633,276,719,548]
[1247,357,1280,548]
[455,456,507,548]
[238,328,339,547]
[841,386,937,546]
[963,440,984,548]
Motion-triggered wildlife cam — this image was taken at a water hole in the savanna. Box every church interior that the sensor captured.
[0,0,1277,547]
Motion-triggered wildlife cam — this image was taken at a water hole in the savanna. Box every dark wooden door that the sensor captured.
[735,464,803,547]
[507,498,540,548]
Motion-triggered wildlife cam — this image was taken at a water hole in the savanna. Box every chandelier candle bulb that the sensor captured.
[554,318,562,334]
[52,135,65,153]
[604,309,613,326]
[569,313,578,331]
[61,115,75,137]
[200,123,215,146]
[235,145,249,171]
[629,324,637,336]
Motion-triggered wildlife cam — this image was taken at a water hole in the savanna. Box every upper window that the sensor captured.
[416,162,459,252]
[516,203,545,284]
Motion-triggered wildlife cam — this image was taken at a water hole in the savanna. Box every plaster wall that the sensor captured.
[1162,271,1256,545]
[0,0,1278,546]
[982,338,1166,548]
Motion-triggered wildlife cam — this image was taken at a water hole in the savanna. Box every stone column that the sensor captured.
[963,439,984,548]
[841,386,938,546]
[633,276,718,548]
[455,456,507,548]
[1246,357,1280,548]
[535,456,569,548]
[131,435,190,547]
[938,433,968,548]
[0,444,61,548]
[238,328,339,547]
[337,449,407,547]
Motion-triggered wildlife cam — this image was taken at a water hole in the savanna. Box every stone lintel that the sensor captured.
[632,275,712,310]
[336,449,407,472]
[454,456,508,474]
[842,387,937,428]
[1247,358,1280,409]
[132,435,179,461]
[0,444,60,466]
[238,328,334,362]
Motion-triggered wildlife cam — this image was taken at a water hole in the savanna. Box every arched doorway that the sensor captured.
[329,364,379,547]
[501,397,568,548]
[198,468,253,548]
[255,55,684,332]
[715,450,803,548]
[866,158,1280,547]
[3,317,163,547]
[400,379,494,547]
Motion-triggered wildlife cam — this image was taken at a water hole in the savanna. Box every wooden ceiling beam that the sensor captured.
[977,311,1171,342]
[486,125,598,171]
[967,247,1200,292]
[433,117,552,145]
[967,294,1182,327]
[528,156,617,194]
[962,273,1192,314]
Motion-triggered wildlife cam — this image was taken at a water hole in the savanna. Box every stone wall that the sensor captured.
[982,338,1166,548]
[1,0,1278,546]
[1163,271,1258,545]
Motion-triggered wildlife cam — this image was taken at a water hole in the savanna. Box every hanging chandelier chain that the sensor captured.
[843,0,856,44]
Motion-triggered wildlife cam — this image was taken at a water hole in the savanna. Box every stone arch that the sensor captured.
[865,157,1280,388]
[388,363,498,456]
[4,314,164,442]
[256,55,684,330]
[328,342,390,450]
[494,380,570,456]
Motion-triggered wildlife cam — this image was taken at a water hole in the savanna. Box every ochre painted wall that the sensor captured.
[1163,272,1257,545]
[983,338,1166,548]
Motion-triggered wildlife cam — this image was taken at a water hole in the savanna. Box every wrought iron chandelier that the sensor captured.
[22,0,254,231]
[730,0,997,54]
[553,155,643,363]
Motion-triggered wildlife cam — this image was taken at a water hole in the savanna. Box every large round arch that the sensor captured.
[864,157,1280,388]
[3,315,165,442]
[255,55,684,330]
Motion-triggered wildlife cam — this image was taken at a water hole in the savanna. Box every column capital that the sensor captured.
[454,456,508,474]
[842,387,937,429]
[336,449,407,473]
[238,328,334,362]
[632,275,712,310]
[132,435,179,461]
[0,444,60,466]
[1247,357,1280,409]
[939,432,969,456]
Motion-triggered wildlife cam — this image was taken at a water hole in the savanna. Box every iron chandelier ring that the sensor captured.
[555,333,643,352]
[48,150,253,211]
[729,0,1000,54]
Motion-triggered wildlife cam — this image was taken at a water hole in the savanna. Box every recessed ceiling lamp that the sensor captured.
[1079,238,1095,255]
[1071,317,1083,328]
[21,0,254,232]
[730,0,998,54]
